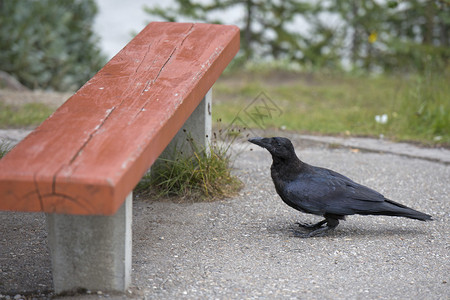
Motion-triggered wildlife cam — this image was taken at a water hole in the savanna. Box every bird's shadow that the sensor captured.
[267,222,428,239]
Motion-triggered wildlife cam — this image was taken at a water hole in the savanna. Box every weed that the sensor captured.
[135,132,242,201]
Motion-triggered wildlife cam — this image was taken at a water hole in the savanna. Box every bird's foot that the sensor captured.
[295,219,327,230]
[292,225,335,238]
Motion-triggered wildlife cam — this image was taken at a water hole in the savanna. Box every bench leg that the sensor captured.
[45,193,132,294]
[161,88,212,159]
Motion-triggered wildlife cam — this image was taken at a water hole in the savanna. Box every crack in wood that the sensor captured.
[134,24,197,120]
[135,42,153,75]
[140,45,176,96]
[154,47,177,82]
[142,24,195,96]
[33,173,44,211]
[41,192,94,213]
[141,80,152,95]
[180,23,196,48]
[136,26,197,96]
[68,106,117,165]
[35,106,117,212]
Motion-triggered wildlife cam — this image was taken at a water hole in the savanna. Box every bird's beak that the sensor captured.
[248,137,271,149]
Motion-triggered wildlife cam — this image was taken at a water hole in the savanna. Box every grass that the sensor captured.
[213,69,449,146]
[0,102,54,128]
[135,135,243,201]
[0,140,12,159]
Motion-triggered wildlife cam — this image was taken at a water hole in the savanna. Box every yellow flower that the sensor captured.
[368,31,377,43]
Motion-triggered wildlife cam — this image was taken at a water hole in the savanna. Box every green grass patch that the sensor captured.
[0,102,54,128]
[135,137,243,201]
[213,70,449,146]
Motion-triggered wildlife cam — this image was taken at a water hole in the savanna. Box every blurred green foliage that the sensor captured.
[327,0,450,73]
[0,0,106,91]
[145,0,450,74]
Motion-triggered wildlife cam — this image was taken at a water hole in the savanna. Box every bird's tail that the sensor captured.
[359,199,433,221]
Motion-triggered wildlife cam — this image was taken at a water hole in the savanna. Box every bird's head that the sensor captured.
[248,137,297,161]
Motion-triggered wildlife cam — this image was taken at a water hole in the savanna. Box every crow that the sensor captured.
[248,137,433,237]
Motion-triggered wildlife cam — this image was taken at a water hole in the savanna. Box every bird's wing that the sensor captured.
[315,167,386,202]
[283,167,387,216]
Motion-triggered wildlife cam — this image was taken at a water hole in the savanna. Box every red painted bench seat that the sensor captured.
[0,22,239,216]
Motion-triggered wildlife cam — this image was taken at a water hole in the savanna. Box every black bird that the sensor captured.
[248,137,433,237]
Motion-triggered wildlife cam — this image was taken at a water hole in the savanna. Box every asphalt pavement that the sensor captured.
[0,132,449,299]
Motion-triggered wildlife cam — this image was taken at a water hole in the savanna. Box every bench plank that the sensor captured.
[0,22,239,215]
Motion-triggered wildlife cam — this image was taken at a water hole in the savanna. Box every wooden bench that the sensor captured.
[0,22,239,293]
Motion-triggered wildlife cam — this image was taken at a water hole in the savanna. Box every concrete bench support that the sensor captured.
[45,89,212,293]
[46,193,132,293]
[45,90,212,293]
[159,88,212,160]
[44,90,212,293]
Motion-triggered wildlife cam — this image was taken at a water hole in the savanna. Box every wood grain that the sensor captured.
[0,22,240,215]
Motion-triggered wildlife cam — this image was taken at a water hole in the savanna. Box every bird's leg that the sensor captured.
[293,218,339,238]
[295,219,327,230]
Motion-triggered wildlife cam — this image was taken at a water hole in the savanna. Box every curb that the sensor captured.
[298,134,450,164]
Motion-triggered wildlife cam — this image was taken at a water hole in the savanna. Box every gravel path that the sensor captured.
[0,134,449,299]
